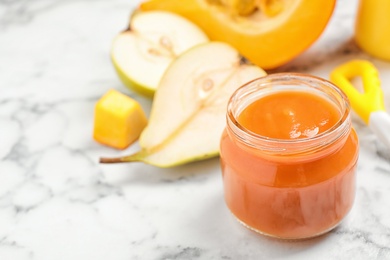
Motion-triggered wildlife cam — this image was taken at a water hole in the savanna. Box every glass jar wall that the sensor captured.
[220,73,359,239]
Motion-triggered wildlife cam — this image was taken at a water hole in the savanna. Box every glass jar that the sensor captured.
[220,73,359,240]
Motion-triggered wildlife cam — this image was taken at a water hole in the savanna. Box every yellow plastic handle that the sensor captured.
[330,60,385,124]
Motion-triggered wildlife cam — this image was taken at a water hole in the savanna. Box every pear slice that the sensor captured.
[101,42,266,167]
[111,11,209,97]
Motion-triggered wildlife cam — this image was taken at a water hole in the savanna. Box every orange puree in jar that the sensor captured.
[220,74,359,239]
[238,91,340,140]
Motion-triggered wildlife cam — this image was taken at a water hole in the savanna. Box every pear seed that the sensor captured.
[148,48,161,55]
[160,36,173,50]
[202,78,214,91]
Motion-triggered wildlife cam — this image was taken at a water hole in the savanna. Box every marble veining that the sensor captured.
[1,0,390,259]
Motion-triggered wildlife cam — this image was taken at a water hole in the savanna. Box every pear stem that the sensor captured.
[99,157,127,163]
[99,150,147,164]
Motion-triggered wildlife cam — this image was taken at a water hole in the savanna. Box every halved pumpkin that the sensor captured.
[139,0,336,69]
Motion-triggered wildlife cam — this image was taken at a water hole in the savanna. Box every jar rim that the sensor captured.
[226,73,352,154]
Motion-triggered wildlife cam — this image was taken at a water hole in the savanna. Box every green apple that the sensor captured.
[101,42,266,167]
[111,11,209,97]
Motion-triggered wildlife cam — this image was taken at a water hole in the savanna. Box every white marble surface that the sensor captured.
[1,0,390,259]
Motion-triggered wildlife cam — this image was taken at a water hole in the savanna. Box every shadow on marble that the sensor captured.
[100,156,222,186]
[268,37,363,74]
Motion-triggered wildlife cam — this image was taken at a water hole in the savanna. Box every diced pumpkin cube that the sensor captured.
[93,89,148,149]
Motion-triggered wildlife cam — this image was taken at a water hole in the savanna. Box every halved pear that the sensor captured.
[101,42,266,167]
[111,11,209,97]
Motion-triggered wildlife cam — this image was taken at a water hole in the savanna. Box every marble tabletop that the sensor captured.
[1,0,390,259]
